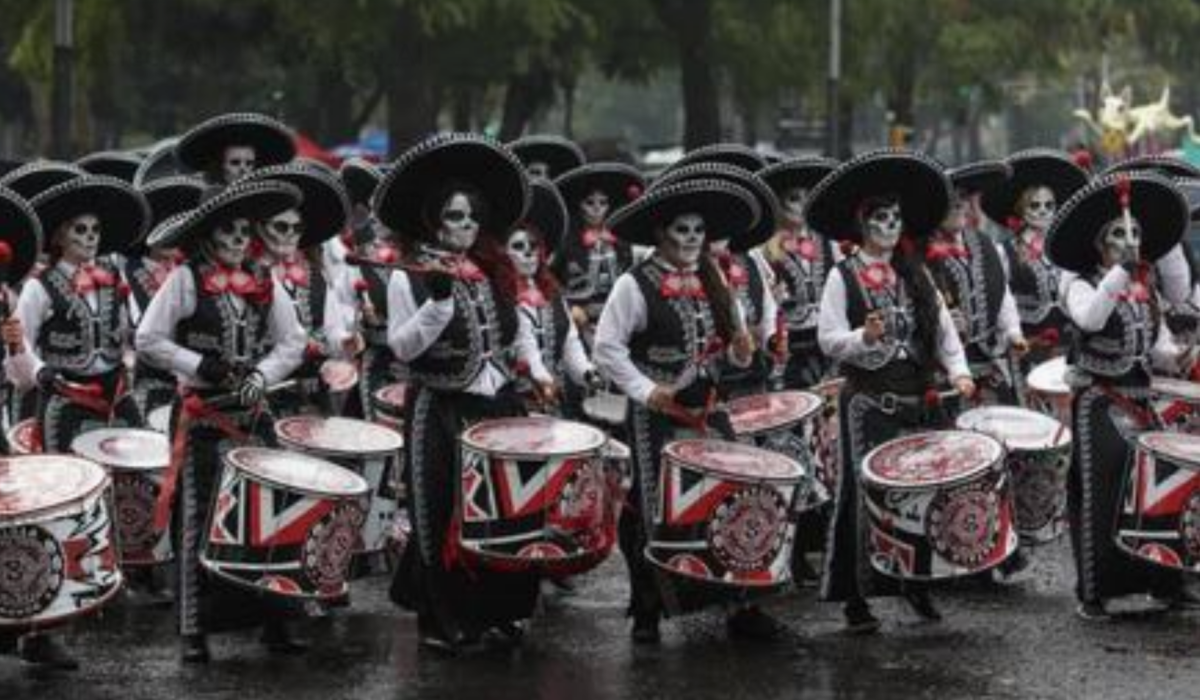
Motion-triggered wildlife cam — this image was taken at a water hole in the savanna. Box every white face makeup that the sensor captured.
[581,190,610,228]
[259,209,304,260]
[782,187,807,227]
[57,214,101,264]
[527,161,551,180]
[221,145,257,184]
[506,228,540,277]
[206,218,254,266]
[661,213,706,267]
[864,202,903,251]
[1099,215,1142,266]
[436,192,479,252]
[1023,186,1056,232]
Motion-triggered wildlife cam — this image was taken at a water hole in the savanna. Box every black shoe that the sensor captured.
[418,631,462,656]
[1075,600,1108,621]
[260,622,309,655]
[483,621,525,649]
[19,635,78,671]
[843,602,881,635]
[631,614,661,644]
[792,556,821,588]
[904,590,942,622]
[726,606,783,641]
[994,549,1032,582]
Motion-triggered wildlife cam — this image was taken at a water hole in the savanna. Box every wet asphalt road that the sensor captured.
[2,540,1198,700]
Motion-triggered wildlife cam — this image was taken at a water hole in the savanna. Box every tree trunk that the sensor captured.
[654,0,720,149]
[314,60,354,145]
[837,98,855,159]
[386,7,439,156]
[498,61,555,142]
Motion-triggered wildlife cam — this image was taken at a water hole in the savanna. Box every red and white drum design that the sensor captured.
[1150,377,1200,434]
[72,429,173,566]
[810,378,846,505]
[957,406,1072,544]
[275,416,403,555]
[147,405,172,435]
[458,416,615,575]
[1116,432,1200,572]
[200,447,369,600]
[6,418,41,455]
[371,383,407,432]
[728,391,822,510]
[0,456,122,630]
[646,439,803,589]
[861,430,1016,580]
[1026,357,1072,425]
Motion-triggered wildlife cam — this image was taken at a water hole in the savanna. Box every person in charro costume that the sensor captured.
[508,134,586,181]
[979,149,1088,364]
[811,149,976,633]
[594,177,790,643]
[174,112,297,187]
[758,157,840,390]
[381,133,548,654]
[77,150,144,184]
[134,179,308,662]
[1047,171,1193,620]
[551,162,646,343]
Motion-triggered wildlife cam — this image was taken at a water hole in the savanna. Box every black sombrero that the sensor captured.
[652,162,776,252]
[76,150,143,183]
[175,112,296,173]
[0,161,85,200]
[514,179,569,252]
[149,179,302,250]
[979,149,1089,226]
[508,135,586,179]
[134,175,206,250]
[670,143,767,173]
[1175,178,1200,221]
[339,158,383,206]
[607,178,760,248]
[30,175,150,256]
[245,162,351,248]
[0,185,43,284]
[948,160,1012,195]
[1047,171,1188,275]
[374,132,530,242]
[757,157,839,198]
[804,148,952,241]
[1102,154,1200,180]
[554,163,645,213]
[133,138,185,188]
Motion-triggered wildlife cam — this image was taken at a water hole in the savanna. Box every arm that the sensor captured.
[255,278,307,385]
[816,267,872,362]
[1152,306,1185,374]
[517,306,554,385]
[562,308,595,385]
[1063,266,1129,333]
[593,273,656,404]
[1157,244,1192,306]
[997,284,1024,345]
[386,270,453,362]
[935,293,972,380]
[3,280,51,390]
[134,267,201,380]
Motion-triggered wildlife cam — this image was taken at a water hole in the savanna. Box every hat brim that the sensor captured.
[1102,155,1200,180]
[514,179,569,252]
[31,176,149,256]
[509,136,586,179]
[671,143,767,173]
[77,151,143,183]
[374,133,529,242]
[133,139,185,188]
[0,161,85,200]
[608,178,760,247]
[176,113,296,173]
[652,163,776,252]
[804,149,951,241]
[134,176,206,250]
[948,160,1011,196]
[554,163,645,212]
[150,180,302,250]
[0,186,43,284]
[1047,172,1187,275]
[980,149,1089,225]
[246,164,351,248]
[339,158,382,206]
[757,157,838,197]
[1175,178,1200,221]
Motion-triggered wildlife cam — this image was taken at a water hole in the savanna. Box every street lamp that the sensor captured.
[51,0,75,158]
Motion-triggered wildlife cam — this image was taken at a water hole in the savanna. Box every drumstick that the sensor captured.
[205,379,300,410]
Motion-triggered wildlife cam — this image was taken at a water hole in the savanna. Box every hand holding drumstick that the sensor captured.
[863,310,887,345]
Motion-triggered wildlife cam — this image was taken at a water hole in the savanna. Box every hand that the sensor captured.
[425,270,454,301]
[953,376,977,400]
[341,333,365,357]
[1010,336,1030,358]
[238,370,268,407]
[647,385,676,413]
[731,331,756,366]
[949,309,968,336]
[674,375,713,409]
[570,306,591,333]
[863,311,886,344]
[583,369,605,392]
[1,317,23,352]
[536,380,559,407]
[35,366,58,390]
[197,355,233,386]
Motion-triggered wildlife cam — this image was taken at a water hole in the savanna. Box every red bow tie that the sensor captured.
[73,264,116,294]
[858,261,896,292]
[518,283,547,307]
[716,254,749,289]
[926,240,969,262]
[148,259,177,292]
[202,265,263,298]
[279,259,309,288]
[784,235,818,262]
[660,271,706,299]
[370,243,399,265]
[1019,234,1044,262]
[582,228,616,249]
[1118,280,1150,303]
[447,258,485,282]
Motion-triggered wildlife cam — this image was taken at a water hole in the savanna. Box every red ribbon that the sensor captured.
[581,228,616,249]
[783,236,818,261]
[281,259,309,287]
[926,240,969,262]
[201,265,272,304]
[517,283,547,307]
[660,271,705,299]
[858,262,896,292]
[72,264,117,295]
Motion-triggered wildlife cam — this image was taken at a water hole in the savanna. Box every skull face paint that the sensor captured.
[1098,215,1142,266]
[506,228,540,278]
[580,190,610,228]
[661,213,706,268]
[436,192,479,252]
[526,161,551,180]
[862,201,903,251]
[782,187,807,228]
[259,209,305,261]
[57,214,101,264]
[1022,186,1056,232]
[221,146,257,184]
[205,218,254,267]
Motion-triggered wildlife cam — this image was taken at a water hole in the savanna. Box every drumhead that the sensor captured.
[811,377,846,398]
[1151,376,1200,402]
[956,406,1070,451]
[1027,357,1069,395]
[1138,431,1200,467]
[319,359,359,392]
[727,391,822,436]
[147,405,171,434]
[0,456,109,521]
[225,447,369,497]
[71,429,170,470]
[460,416,607,458]
[275,416,403,456]
[662,439,803,482]
[862,430,1004,489]
[372,383,407,411]
[582,392,628,426]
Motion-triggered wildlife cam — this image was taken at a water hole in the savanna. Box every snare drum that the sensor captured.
[727,391,823,510]
[956,406,1071,544]
[458,416,614,575]
[810,378,846,504]
[582,391,628,428]
[646,439,803,588]
[1115,431,1200,572]
[72,429,173,566]
[200,447,369,600]
[0,456,123,630]
[147,405,172,434]
[6,418,40,455]
[1150,377,1200,433]
[275,416,404,555]
[861,430,1017,580]
[1026,357,1072,425]
[371,383,407,432]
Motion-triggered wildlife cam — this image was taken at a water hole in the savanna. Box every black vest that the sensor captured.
[36,261,125,373]
[772,233,836,343]
[628,259,717,385]
[725,252,767,332]
[927,232,1007,359]
[553,224,631,320]
[1003,229,1060,327]
[520,295,570,383]
[125,256,176,384]
[837,254,931,391]
[1074,273,1157,379]
[358,264,391,347]
[174,261,273,371]
[277,259,328,343]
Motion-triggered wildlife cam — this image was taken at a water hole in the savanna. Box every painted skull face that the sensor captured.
[260,209,304,260]
[1023,186,1056,232]
[206,218,254,266]
[1099,215,1142,265]
[581,190,610,228]
[527,161,551,180]
[782,187,808,227]
[864,202,903,250]
[506,228,540,277]
[221,145,257,184]
[436,192,479,252]
[57,214,101,264]
[662,213,706,267]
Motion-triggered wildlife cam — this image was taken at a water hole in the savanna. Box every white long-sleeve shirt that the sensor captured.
[519,300,594,386]
[1063,265,1180,372]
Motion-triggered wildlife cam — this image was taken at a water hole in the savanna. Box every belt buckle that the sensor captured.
[879,393,898,413]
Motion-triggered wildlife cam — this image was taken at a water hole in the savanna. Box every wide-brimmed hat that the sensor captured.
[804,148,952,241]
[607,178,760,247]
[1175,178,1200,221]
[339,158,382,207]
[76,150,143,183]
[0,185,43,284]
[508,135,586,179]
[133,138,185,188]
[757,157,838,198]
[652,162,776,252]
[133,175,206,250]
[0,161,85,200]
[1047,171,1187,275]
[245,162,351,248]
[980,149,1089,226]
[670,143,767,173]
[513,179,569,252]
[554,163,645,213]
[947,160,1012,195]
[31,175,150,255]
[148,179,301,250]
[374,132,529,242]
[175,112,296,173]
[1102,154,1200,180]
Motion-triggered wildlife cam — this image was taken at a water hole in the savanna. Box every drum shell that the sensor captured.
[1150,377,1200,434]
[810,379,845,506]
[1026,359,1072,426]
[6,418,40,455]
[371,383,407,433]
[1115,435,1200,572]
[728,392,822,512]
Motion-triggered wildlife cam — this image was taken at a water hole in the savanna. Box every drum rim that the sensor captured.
[727,390,823,436]
[1027,357,1069,393]
[0,455,111,522]
[224,447,370,498]
[860,430,1005,490]
[197,555,350,601]
[1150,375,1200,400]
[274,415,404,456]
[70,428,171,470]
[600,437,632,460]
[459,539,611,569]
[643,546,792,589]
[370,383,407,410]
[0,570,125,630]
[1136,430,1200,465]
[955,405,1072,450]
[460,416,608,458]
[661,438,805,482]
